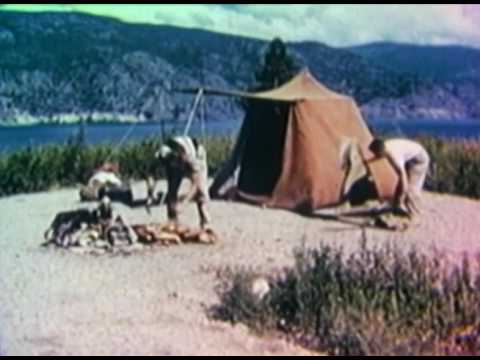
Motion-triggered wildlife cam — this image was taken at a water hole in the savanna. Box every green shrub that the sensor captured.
[419,137,480,198]
[213,237,480,355]
[0,136,234,196]
[0,135,479,199]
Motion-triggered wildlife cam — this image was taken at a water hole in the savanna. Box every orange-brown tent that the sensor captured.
[209,69,398,211]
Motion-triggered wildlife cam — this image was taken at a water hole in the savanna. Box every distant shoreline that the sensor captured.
[0,119,187,128]
[0,119,239,130]
[0,117,478,129]
[1,119,480,155]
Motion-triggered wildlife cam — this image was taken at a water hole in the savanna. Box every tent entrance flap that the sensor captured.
[238,101,290,196]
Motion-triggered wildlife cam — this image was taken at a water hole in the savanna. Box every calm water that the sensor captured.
[369,119,480,140]
[0,120,242,153]
[0,119,479,153]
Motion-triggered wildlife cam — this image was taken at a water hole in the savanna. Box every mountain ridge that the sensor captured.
[0,10,478,125]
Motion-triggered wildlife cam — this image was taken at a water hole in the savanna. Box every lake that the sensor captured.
[0,120,242,153]
[1,119,480,153]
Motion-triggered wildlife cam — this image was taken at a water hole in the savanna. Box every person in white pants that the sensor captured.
[369,138,430,217]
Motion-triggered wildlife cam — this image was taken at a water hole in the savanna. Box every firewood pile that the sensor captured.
[43,187,220,256]
[132,223,220,246]
[43,209,219,256]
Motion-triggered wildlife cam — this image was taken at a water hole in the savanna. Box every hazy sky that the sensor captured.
[1,4,480,48]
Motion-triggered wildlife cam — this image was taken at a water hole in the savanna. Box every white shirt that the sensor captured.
[385,139,430,168]
[88,171,123,188]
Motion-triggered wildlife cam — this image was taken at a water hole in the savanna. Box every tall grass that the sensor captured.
[213,237,480,355]
[0,135,479,199]
[420,137,480,198]
[0,137,234,197]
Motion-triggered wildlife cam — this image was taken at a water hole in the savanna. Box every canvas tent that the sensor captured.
[208,69,399,211]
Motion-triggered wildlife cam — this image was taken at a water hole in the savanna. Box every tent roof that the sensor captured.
[178,69,350,102]
[251,69,349,101]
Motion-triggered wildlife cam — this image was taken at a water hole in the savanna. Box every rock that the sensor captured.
[250,277,270,301]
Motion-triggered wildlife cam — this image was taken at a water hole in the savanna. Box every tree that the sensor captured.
[253,37,299,91]
[240,38,299,112]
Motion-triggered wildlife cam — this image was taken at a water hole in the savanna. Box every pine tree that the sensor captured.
[253,38,299,91]
[240,38,299,112]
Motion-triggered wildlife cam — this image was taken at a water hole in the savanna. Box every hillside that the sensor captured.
[0,11,478,124]
[350,42,480,120]
[349,42,480,82]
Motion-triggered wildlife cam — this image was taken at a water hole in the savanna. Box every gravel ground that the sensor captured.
[1,182,479,355]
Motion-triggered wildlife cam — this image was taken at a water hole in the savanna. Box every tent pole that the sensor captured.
[160,116,165,142]
[200,92,206,143]
[183,88,204,136]
[156,86,165,142]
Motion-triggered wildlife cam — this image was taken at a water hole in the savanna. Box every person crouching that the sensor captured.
[369,138,430,218]
[156,136,211,229]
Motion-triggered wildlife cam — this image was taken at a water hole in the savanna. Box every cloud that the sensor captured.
[208,5,480,48]
[1,4,480,48]
[0,4,72,12]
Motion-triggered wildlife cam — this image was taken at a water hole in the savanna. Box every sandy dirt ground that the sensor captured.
[1,182,480,356]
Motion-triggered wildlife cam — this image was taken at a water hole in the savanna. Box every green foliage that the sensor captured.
[419,137,480,198]
[0,135,479,200]
[0,137,234,197]
[254,38,300,91]
[203,135,236,175]
[238,38,300,112]
[213,238,480,355]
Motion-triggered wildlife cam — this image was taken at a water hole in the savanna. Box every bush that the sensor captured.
[0,135,479,200]
[419,137,480,198]
[213,237,480,355]
[0,137,234,197]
